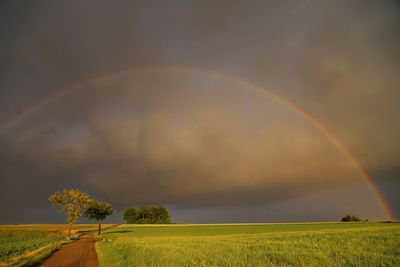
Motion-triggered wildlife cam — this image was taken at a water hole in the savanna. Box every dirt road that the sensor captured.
[40,224,121,267]
[40,234,99,267]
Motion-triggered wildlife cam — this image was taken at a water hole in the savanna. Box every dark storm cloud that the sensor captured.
[0,73,382,223]
[0,0,399,222]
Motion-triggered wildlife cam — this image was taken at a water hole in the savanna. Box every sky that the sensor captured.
[0,0,399,224]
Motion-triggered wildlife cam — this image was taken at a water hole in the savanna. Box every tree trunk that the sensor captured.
[68,223,73,238]
[98,223,101,235]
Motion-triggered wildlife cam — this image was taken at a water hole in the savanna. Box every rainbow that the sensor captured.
[0,66,396,221]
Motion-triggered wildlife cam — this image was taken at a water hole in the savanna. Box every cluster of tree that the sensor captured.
[123,206,172,224]
[49,189,114,237]
[341,214,362,222]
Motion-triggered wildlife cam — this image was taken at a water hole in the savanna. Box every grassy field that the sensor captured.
[0,224,98,267]
[97,223,400,267]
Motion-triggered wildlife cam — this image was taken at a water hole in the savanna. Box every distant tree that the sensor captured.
[123,207,139,224]
[123,206,172,224]
[341,214,361,222]
[156,206,172,224]
[84,200,114,234]
[49,189,91,238]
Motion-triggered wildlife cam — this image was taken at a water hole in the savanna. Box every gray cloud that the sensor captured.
[0,73,386,222]
[0,0,398,223]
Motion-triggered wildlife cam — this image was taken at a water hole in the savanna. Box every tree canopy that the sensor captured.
[123,206,172,224]
[341,214,361,222]
[48,189,91,237]
[84,199,114,234]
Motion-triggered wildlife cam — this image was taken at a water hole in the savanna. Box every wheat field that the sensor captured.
[96,223,400,267]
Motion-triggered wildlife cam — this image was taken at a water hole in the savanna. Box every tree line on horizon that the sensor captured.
[123,206,172,224]
[49,189,369,237]
[341,214,362,222]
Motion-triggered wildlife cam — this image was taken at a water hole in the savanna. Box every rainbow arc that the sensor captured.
[0,66,396,221]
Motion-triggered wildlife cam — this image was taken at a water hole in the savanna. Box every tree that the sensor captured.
[123,206,172,224]
[341,214,361,222]
[84,200,114,234]
[157,206,172,224]
[49,189,91,238]
[123,207,138,223]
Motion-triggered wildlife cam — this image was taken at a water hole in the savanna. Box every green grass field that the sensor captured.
[0,224,98,267]
[97,223,400,267]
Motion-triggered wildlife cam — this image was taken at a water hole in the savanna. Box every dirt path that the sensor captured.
[41,225,120,267]
[40,234,99,267]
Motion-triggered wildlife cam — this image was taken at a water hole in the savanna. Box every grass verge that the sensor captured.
[0,224,99,267]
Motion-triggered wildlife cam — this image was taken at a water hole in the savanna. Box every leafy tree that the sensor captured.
[123,207,138,223]
[84,200,114,234]
[156,206,172,224]
[123,206,172,224]
[49,189,91,238]
[341,214,361,222]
